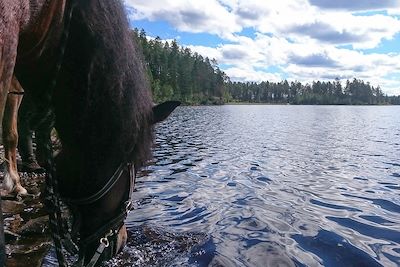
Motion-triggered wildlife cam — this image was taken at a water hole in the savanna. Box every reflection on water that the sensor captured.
[117,105,399,266]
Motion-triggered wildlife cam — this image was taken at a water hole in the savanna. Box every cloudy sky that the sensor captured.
[125,0,400,95]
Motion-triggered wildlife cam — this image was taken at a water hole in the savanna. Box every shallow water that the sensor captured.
[51,105,400,266]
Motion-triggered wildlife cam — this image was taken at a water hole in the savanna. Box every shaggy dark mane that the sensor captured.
[55,0,153,194]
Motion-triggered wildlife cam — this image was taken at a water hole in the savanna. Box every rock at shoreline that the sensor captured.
[2,200,24,215]
[1,169,51,267]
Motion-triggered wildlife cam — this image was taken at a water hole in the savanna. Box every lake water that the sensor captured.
[116,105,400,267]
[48,105,400,266]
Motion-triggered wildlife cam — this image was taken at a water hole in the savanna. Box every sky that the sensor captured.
[124,0,400,95]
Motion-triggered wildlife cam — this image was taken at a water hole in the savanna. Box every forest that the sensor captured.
[133,29,228,105]
[133,29,400,105]
[227,79,400,105]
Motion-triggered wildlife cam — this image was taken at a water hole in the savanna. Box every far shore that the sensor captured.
[177,102,398,107]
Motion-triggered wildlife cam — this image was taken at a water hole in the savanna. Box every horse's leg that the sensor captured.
[18,92,46,172]
[0,9,20,266]
[0,2,21,187]
[2,77,27,195]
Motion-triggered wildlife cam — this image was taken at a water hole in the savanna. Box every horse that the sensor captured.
[0,0,180,265]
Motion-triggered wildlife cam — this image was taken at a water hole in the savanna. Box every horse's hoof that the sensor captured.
[3,174,15,193]
[15,185,28,196]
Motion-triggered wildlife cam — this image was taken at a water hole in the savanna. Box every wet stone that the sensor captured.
[6,253,45,267]
[7,236,52,255]
[1,158,52,267]
[2,200,25,214]
[6,236,52,267]
[18,215,49,235]
[4,230,21,242]
[19,216,49,234]
[4,214,23,233]
[27,185,42,195]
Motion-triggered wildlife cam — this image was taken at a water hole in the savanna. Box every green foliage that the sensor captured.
[133,28,227,105]
[226,78,399,105]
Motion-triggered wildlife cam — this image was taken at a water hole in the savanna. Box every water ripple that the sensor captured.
[122,105,400,266]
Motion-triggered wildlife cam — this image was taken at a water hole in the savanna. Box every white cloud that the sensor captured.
[126,0,400,49]
[125,0,240,38]
[308,0,400,11]
[225,66,283,82]
[126,0,400,94]
[388,8,400,15]
[188,35,400,92]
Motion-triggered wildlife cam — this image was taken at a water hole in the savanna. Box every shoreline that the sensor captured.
[177,102,398,107]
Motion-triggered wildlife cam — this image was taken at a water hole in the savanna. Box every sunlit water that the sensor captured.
[51,105,400,266]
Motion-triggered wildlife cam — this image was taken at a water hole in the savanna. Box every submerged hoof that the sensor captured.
[15,185,28,196]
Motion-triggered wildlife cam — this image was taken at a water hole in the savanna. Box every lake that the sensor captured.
[49,105,400,266]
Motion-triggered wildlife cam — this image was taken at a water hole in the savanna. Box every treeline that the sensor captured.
[132,29,399,105]
[132,28,228,104]
[227,79,400,105]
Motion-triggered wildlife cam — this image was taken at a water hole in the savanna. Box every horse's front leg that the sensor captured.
[2,77,27,195]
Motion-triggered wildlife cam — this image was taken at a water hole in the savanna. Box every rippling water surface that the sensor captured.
[114,105,400,266]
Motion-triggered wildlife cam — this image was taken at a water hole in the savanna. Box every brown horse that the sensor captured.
[1,0,179,266]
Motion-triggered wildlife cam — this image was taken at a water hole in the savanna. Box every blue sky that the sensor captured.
[125,0,400,95]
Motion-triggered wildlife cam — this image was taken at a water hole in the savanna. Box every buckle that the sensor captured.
[99,237,110,248]
[99,230,113,248]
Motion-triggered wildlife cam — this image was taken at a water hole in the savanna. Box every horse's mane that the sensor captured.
[60,0,153,192]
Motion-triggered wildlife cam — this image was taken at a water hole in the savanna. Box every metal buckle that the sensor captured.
[100,230,114,248]
[99,230,113,248]
[99,237,110,248]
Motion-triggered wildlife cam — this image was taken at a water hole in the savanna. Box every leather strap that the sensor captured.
[67,163,126,205]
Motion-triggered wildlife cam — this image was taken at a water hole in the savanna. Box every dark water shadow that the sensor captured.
[292,230,383,267]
